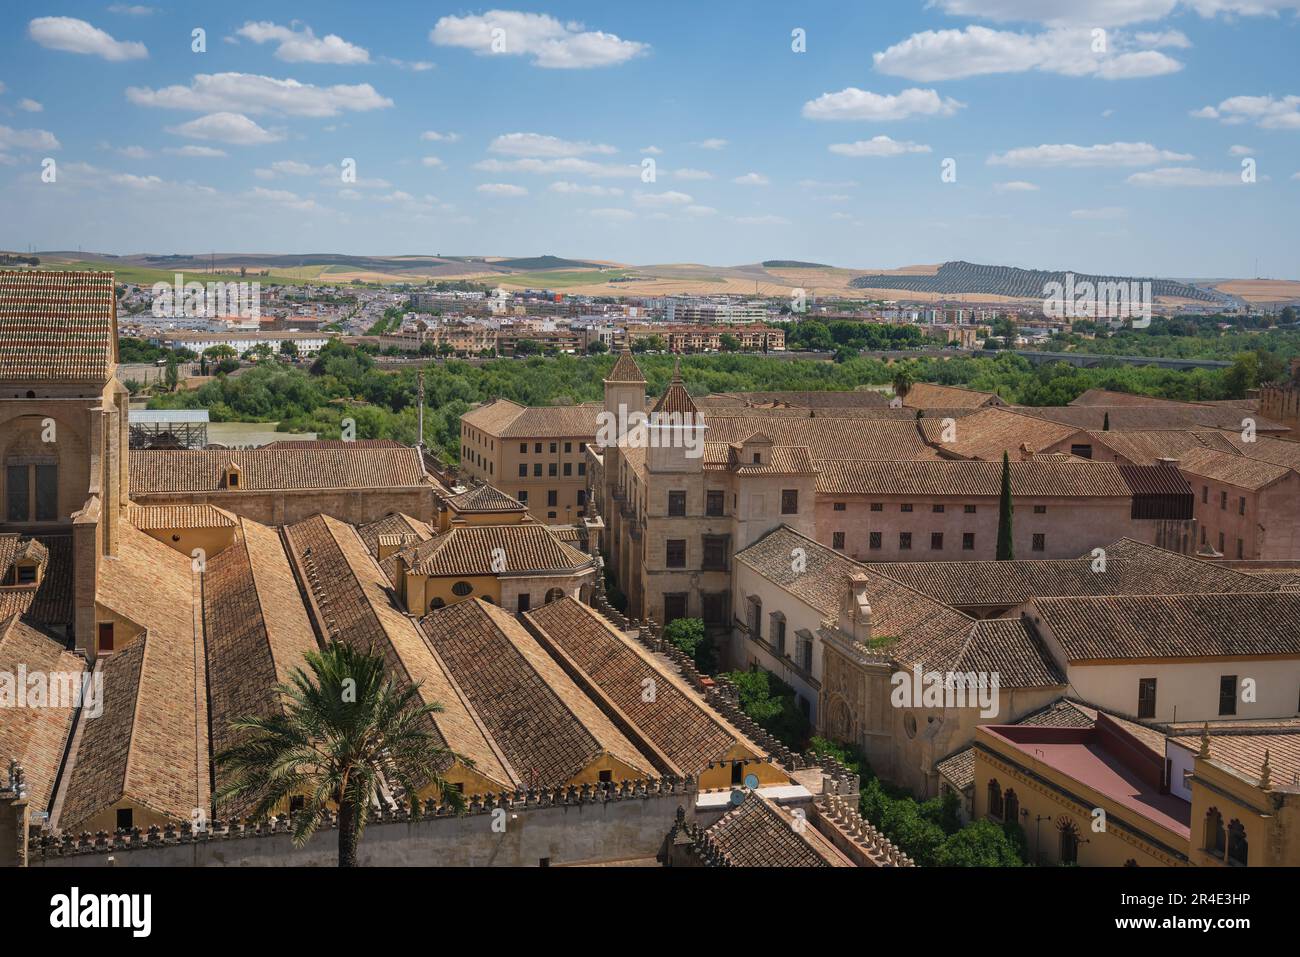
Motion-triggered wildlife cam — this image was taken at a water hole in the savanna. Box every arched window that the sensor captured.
[1227,820,1248,867]
[1004,789,1019,824]
[987,779,1004,819]
[545,587,565,603]
[451,581,473,597]
[1058,819,1079,865]
[429,597,446,610]
[1205,808,1226,856]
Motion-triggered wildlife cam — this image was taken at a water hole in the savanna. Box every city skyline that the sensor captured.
[1,1,1298,277]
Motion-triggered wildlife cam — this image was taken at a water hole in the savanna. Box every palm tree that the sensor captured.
[216,641,465,867]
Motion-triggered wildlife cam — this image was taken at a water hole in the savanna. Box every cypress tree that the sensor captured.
[997,450,1014,561]
[1103,410,1110,431]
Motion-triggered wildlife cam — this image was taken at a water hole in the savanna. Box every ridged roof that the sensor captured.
[130,447,429,492]
[444,483,527,513]
[605,348,646,383]
[815,459,1137,497]
[703,792,848,867]
[650,360,700,417]
[0,270,117,382]
[398,523,591,577]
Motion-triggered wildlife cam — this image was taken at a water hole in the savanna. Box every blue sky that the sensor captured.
[1,0,1298,276]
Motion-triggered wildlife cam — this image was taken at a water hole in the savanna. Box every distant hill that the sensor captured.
[491,255,604,271]
[763,259,833,269]
[850,261,1225,303]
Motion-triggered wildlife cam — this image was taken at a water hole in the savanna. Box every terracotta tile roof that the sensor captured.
[60,523,210,831]
[957,618,1066,688]
[259,439,404,450]
[203,518,320,815]
[924,407,1086,461]
[444,484,528,513]
[1016,404,1289,434]
[0,616,84,812]
[0,535,72,629]
[398,523,592,577]
[418,599,652,787]
[1069,389,1188,408]
[1177,447,1295,491]
[1086,429,1239,465]
[903,382,1002,410]
[703,415,937,461]
[0,270,117,382]
[815,459,1135,497]
[0,534,48,578]
[869,540,1266,608]
[127,504,238,531]
[1220,434,1300,470]
[735,525,977,673]
[461,399,603,438]
[355,512,432,584]
[703,792,850,867]
[130,447,430,492]
[605,349,646,383]
[282,514,512,790]
[716,444,816,474]
[1033,591,1300,662]
[696,390,891,410]
[524,597,761,776]
[651,363,701,418]
[1168,723,1300,788]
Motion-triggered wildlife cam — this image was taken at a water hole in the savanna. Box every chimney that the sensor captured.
[838,571,872,642]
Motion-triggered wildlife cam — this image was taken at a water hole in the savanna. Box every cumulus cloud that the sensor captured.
[163,145,228,157]
[802,87,963,121]
[17,99,43,113]
[696,138,728,150]
[929,0,1178,26]
[873,26,1183,82]
[420,156,445,168]
[732,214,790,226]
[671,168,713,180]
[430,10,647,69]
[166,112,282,145]
[589,207,636,221]
[474,156,640,179]
[1192,94,1300,130]
[733,172,770,185]
[234,21,370,64]
[549,181,623,195]
[634,190,693,207]
[0,125,61,151]
[829,136,931,157]
[488,132,616,157]
[248,186,320,211]
[994,180,1040,192]
[1126,167,1249,186]
[988,141,1193,167]
[420,130,461,142]
[28,16,147,60]
[127,73,392,117]
[1228,144,1254,155]
[476,182,528,195]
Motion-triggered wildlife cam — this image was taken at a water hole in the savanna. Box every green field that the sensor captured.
[42,259,328,286]
[494,268,632,288]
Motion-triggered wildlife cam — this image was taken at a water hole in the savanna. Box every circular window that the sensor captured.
[904,712,918,739]
[451,581,473,597]
[430,597,445,610]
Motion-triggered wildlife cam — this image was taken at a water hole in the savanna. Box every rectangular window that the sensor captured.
[962,532,975,551]
[520,443,528,454]
[666,539,686,568]
[1220,491,1227,510]
[547,490,558,507]
[563,463,572,476]
[702,535,728,570]
[116,808,133,832]
[781,489,798,515]
[1202,486,1208,504]
[930,532,943,551]
[1070,444,1093,459]
[1033,505,1047,514]
[565,442,572,453]
[548,463,557,477]
[706,490,725,516]
[1238,496,1246,516]
[796,632,813,672]
[1237,539,1243,559]
[899,532,912,551]
[833,531,845,550]
[833,502,846,512]
[932,504,945,513]
[533,463,542,477]
[772,615,786,654]
[98,622,115,653]
[518,464,527,477]
[664,593,688,624]
[870,503,883,512]
[6,465,28,522]
[1032,533,1046,552]
[668,490,686,516]
[517,593,531,613]
[901,504,913,513]
[534,443,542,454]
[1138,678,1157,719]
[550,442,557,454]
[964,504,976,514]
[869,531,882,550]
[577,463,586,476]
[1219,675,1238,716]
[517,490,528,504]
[1218,531,1225,553]
[577,490,586,506]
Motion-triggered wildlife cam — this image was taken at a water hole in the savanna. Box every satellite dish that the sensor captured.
[729,789,745,806]
[744,773,760,790]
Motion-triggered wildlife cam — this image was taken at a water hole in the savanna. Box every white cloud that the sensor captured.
[798,178,859,189]
[110,172,164,189]
[420,156,445,168]
[1126,167,1249,186]
[733,172,770,185]
[488,132,616,157]
[114,145,151,159]
[802,87,963,121]
[994,180,1040,192]
[589,207,635,221]
[732,214,790,226]
[685,205,717,216]
[1192,94,1300,130]
[829,136,931,157]
[234,21,370,64]
[17,98,43,113]
[549,181,623,196]
[107,5,156,15]
[671,168,713,180]
[1071,206,1128,219]
[988,141,1193,167]
[873,26,1183,82]
[420,130,461,142]
[697,138,728,150]
[382,57,435,72]
[127,73,392,117]
[0,125,60,151]
[430,11,647,69]
[474,156,640,179]
[634,190,693,207]
[256,160,332,178]
[928,1,1176,26]
[477,182,528,196]
[166,112,282,145]
[1229,144,1254,155]
[28,16,147,60]
[640,145,662,155]
[163,145,227,157]
[248,186,320,211]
